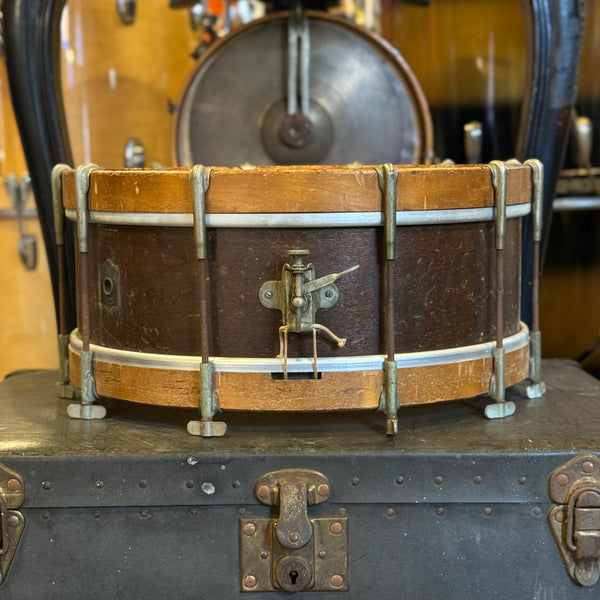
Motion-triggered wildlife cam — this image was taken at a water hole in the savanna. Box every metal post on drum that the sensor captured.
[377,163,399,435]
[485,160,516,419]
[187,165,227,438]
[66,164,106,421]
[51,163,80,400]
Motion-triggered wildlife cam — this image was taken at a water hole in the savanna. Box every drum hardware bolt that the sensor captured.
[6,479,21,492]
[386,508,396,518]
[289,532,300,543]
[395,476,405,485]
[95,481,104,489]
[351,476,360,486]
[473,476,482,485]
[330,574,344,588]
[518,477,528,486]
[556,474,569,486]
[329,521,343,535]
[555,510,564,523]
[232,480,241,489]
[484,507,493,516]
[257,485,271,499]
[582,461,595,474]
[434,476,443,485]
[318,551,327,559]
[244,575,257,588]
[260,551,269,559]
[317,484,330,497]
[185,481,195,489]
[243,523,257,536]
[138,479,148,489]
[532,507,542,517]
[264,291,273,299]
[6,514,19,528]
[436,508,445,516]
[41,481,52,490]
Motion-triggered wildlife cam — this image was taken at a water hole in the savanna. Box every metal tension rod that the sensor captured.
[187,165,227,438]
[377,163,399,435]
[51,163,79,399]
[485,160,515,419]
[524,158,546,398]
[66,164,106,421]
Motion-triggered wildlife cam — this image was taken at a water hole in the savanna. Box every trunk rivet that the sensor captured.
[289,532,300,542]
[7,478,21,492]
[330,521,343,534]
[257,485,270,498]
[484,507,493,516]
[317,483,330,497]
[582,461,595,473]
[556,474,569,486]
[7,514,19,527]
[555,509,564,523]
[331,575,344,587]
[243,523,256,536]
[244,575,257,588]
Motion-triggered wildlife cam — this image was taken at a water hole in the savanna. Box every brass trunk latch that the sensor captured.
[549,453,600,586]
[240,468,348,592]
[0,463,25,585]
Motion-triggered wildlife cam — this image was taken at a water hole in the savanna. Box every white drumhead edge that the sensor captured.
[69,323,529,373]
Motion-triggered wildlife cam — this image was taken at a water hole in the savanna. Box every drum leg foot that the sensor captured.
[187,419,228,437]
[67,403,107,420]
[526,381,547,399]
[386,417,398,436]
[484,401,516,419]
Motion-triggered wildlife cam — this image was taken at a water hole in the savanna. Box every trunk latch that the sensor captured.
[240,468,348,592]
[0,463,25,585]
[549,453,600,586]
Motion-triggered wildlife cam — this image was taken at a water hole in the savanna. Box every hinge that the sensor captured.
[240,469,348,592]
[548,453,600,586]
[0,463,25,585]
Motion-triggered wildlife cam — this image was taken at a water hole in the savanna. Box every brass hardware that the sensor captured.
[0,463,25,585]
[240,469,348,592]
[259,250,358,378]
[548,453,600,586]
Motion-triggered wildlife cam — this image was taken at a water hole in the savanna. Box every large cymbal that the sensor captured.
[174,11,432,166]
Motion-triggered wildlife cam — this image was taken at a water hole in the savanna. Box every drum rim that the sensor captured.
[68,323,529,374]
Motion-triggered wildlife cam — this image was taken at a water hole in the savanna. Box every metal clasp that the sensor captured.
[240,469,348,592]
[0,464,25,585]
[549,453,600,586]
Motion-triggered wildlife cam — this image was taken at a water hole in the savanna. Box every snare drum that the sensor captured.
[57,162,539,433]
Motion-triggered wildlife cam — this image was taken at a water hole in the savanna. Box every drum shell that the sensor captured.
[75,220,521,359]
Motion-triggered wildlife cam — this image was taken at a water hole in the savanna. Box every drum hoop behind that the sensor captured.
[63,203,531,228]
[68,324,529,374]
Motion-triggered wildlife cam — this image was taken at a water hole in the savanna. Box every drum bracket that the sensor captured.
[187,362,227,437]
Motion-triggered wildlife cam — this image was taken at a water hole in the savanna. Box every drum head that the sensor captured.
[173,11,432,166]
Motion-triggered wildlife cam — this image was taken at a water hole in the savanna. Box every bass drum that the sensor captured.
[60,0,206,168]
[173,11,433,166]
[0,59,57,378]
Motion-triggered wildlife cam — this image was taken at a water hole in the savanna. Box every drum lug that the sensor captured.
[0,463,25,586]
[187,362,227,437]
[67,350,106,421]
[240,469,347,592]
[548,454,600,586]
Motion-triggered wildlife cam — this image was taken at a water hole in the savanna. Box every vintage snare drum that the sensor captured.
[55,161,544,435]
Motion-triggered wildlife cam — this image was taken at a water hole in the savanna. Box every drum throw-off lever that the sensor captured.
[259,249,358,379]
